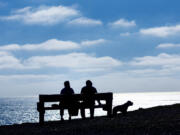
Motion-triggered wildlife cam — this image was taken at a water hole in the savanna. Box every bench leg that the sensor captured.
[39,111,45,124]
[107,108,112,117]
[106,98,112,117]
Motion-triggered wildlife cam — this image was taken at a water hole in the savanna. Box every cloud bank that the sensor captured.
[157,43,180,49]
[140,25,180,37]
[25,53,122,70]
[2,6,79,25]
[129,53,180,77]
[0,51,122,72]
[0,51,23,69]
[1,5,102,26]
[0,39,79,51]
[0,38,106,51]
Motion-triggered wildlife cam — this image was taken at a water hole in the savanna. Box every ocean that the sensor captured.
[0,91,180,126]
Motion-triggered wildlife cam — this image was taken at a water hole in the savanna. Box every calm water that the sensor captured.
[0,92,180,125]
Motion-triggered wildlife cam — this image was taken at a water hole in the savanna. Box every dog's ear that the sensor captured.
[130,101,133,105]
[127,100,131,104]
[127,100,133,105]
[131,101,133,105]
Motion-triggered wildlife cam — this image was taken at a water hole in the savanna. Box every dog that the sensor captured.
[113,101,133,116]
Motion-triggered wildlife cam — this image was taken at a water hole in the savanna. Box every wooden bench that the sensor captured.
[37,92,113,124]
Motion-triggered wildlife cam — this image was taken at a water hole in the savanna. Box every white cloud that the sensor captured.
[130,53,180,68]
[140,25,180,37]
[81,39,106,46]
[156,43,180,49]
[25,53,122,71]
[0,51,11,56]
[0,38,108,51]
[0,44,21,51]
[0,39,80,51]
[93,72,180,93]
[1,5,79,25]
[109,18,136,28]
[14,7,32,14]
[1,52,180,96]
[118,53,180,78]
[125,68,177,77]
[68,17,102,26]
[0,51,23,69]
[0,52,122,71]
[1,71,180,97]
[0,74,66,81]
[0,50,122,70]
[1,5,103,27]
[0,74,69,96]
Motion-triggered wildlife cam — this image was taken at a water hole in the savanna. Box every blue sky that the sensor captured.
[0,0,180,96]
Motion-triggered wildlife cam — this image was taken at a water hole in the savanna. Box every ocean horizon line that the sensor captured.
[0,90,180,98]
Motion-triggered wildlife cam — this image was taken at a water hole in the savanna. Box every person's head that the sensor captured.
[86,80,92,87]
[64,81,70,88]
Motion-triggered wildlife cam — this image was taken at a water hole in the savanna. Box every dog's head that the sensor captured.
[127,100,133,106]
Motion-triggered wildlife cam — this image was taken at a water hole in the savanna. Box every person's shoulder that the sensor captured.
[92,86,97,92]
[81,86,86,93]
[61,88,65,91]
[70,88,74,93]
[81,86,86,90]
[60,88,65,94]
[91,86,96,90]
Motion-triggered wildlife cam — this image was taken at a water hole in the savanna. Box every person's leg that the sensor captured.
[90,107,94,119]
[80,102,85,119]
[68,108,72,120]
[60,108,64,121]
[81,108,85,119]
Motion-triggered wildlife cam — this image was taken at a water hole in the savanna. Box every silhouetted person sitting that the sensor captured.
[80,80,101,119]
[60,81,74,121]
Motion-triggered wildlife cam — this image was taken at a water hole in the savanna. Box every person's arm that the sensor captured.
[60,89,63,94]
[94,88,101,105]
[81,87,84,94]
[71,88,75,94]
[97,98,101,105]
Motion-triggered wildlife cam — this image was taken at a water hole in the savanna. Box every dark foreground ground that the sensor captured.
[0,104,180,135]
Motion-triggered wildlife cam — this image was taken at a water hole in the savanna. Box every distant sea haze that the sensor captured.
[0,92,180,125]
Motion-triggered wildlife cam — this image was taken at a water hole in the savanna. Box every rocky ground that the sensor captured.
[0,104,180,135]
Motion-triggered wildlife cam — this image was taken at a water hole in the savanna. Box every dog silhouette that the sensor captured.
[113,101,133,116]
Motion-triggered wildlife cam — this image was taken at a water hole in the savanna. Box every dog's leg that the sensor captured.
[122,110,127,116]
[113,106,119,116]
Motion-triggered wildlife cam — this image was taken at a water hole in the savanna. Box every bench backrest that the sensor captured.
[39,92,113,103]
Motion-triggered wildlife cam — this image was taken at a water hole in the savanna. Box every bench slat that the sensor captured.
[43,104,108,110]
[39,92,112,102]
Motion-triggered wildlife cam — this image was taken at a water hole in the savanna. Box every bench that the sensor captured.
[37,92,113,124]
